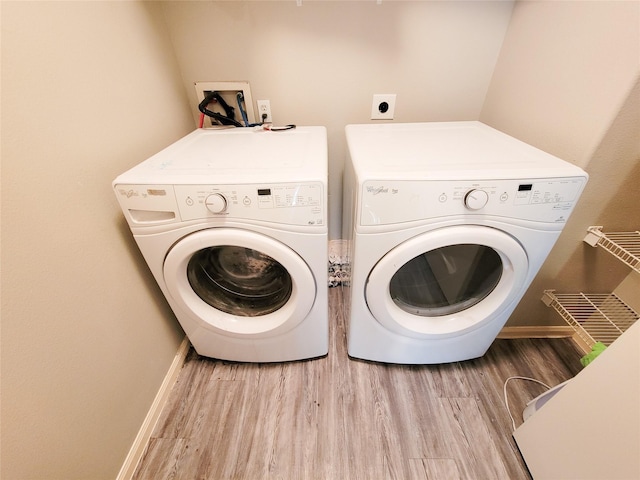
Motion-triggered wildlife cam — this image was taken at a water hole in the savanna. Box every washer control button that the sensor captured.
[438,193,448,203]
[464,189,489,210]
[205,193,227,214]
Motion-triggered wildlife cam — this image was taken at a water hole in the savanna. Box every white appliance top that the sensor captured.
[346,121,586,180]
[113,127,327,230]
[114,126,327,185]
[346,122,589,229]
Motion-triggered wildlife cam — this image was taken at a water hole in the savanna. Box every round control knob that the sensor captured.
[464,189,489,210]
[205,193,227,214]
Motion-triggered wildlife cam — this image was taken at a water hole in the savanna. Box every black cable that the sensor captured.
[212,92,236,121]
[198,91,243,127]
[266,124,296,131]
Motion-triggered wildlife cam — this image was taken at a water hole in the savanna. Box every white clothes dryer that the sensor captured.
[114,127,328,362]
[342,121,588,364]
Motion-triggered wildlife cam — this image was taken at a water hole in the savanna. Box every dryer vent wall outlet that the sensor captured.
[195,81,256,127]
[371,94,396,120]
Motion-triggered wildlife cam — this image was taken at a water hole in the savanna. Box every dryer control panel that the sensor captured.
[359,177,587,226]
[114,182,325,228]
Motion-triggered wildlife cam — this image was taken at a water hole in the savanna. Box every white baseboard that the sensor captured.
[498,326,575,339]
[116,336,191,480]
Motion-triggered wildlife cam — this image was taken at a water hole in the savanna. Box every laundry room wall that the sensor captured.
[480,0,640,327]
[160,0,516,239]
[1,2,193,479]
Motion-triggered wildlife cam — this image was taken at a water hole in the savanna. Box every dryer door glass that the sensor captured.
[187,245,293,317]
[389,244,502,316]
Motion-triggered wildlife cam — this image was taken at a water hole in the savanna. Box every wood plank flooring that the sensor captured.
[133,287,583,480]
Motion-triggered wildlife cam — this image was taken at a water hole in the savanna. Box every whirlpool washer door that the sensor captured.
[163,228,316,338]
[366,225,528,338]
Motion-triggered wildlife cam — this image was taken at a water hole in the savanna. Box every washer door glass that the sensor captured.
[163,228,316,337]
[389,244,502,317]
[187,246,292,317]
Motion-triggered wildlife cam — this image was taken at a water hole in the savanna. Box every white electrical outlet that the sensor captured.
[257,100,272,123]
[194,81,256,127]
[371,94,396,120]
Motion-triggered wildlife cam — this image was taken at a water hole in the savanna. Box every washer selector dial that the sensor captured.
[205,193,227,214]
[464,189,489,210]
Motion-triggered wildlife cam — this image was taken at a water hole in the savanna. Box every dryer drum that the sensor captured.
[187,246,293,317]
[389,244,503,317]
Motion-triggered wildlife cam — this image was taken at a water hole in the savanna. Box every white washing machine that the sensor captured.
[113,127,328,362]
[343,121,588,364]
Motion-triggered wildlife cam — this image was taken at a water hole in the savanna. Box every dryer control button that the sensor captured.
[464,189,489,210]
[205,193,227,214]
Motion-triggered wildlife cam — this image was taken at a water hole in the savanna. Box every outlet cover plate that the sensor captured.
[371,94,396,120]
[194,81,256,126]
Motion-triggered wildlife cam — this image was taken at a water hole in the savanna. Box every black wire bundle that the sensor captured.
[198,91,295,130]
[198,91,243,127]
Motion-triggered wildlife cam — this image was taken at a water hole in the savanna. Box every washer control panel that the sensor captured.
[360,177,587,226]
[114,182,325,227]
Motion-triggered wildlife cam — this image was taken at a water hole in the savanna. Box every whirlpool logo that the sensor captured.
[366,185,389,195]
[366,185,398,195]
[118,188,139,198]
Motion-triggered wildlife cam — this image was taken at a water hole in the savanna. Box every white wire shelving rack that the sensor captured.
[542,291,639,352]
[542,226,640,353]
[583,226,640,274]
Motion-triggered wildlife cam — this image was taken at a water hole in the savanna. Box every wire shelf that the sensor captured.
[542,290,639,350]
[583,226,640,273]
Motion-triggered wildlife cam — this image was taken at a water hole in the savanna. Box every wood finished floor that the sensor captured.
[133,287,583,480]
